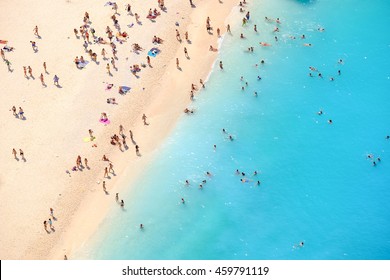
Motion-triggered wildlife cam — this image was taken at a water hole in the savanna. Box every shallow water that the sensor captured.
[77,0,390,259]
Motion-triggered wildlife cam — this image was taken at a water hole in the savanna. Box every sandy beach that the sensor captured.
[0,0,240,259]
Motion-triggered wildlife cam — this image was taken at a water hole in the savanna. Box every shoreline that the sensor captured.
[0,0,239,259]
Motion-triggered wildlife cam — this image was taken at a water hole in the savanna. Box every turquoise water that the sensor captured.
[78,0,390,259]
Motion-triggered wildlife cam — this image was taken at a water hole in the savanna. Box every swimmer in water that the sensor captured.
[185,180,189,185]
[202,180,207,184]
[257,180,261,185]
[253,171,257,176]
[222,128,227,133]
[229,135,233,141]
[206,171,212,176]
[181,198,185,203]
[257,76,262,80]
[236,169,240,174]
[328,119,333,124]
[317,110,323,115]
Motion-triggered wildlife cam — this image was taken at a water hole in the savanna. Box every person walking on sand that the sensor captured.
[142,113,147,125]
[176,29,181,41]
[217,28,221,37]
[115,193,119,202]
[106,63,111,75]
[43,220,48,231]
[18,107,25,119]
[184,47,189,58]
[219,61,223,70]
[28,66,33,77]
[43,62,47,73]
[40,73,45,86]
[176,58,180,69]
[227,24,231,33]
[147,55,151,66]
[200,79,205,88]
[12,148,17,159]
[30,41,38,52]
[104,167,109,178]
[185,31,189,41]
[120,200,124,207]
[103,181,106,192]
[53,75,59,86]
[84,158,89,168]
[33,25,40,37]
[23,66,27,78]
[50,208,54,217]
[135,145,139,155]
[119,125,124,135]
[129,130,134,141]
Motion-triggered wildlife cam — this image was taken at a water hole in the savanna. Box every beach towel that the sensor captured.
[147,15,157,19]
[0,40,8,44]
[3,45,14,52]
[78,61,89,68]
[105,83,114,90]
[148,48,160,57]
[83,136,96,142]
[119,86,131,94]
[99,119,110,124]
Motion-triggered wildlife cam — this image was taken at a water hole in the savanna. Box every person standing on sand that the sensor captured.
[147,55,151,66]
[12,148,17,159]
[103,181,106,192]
[53,75,59,86]
[101,48,107,59]
[43,62,47,73]
[219,61,223,70]
[84,158,89,168]
[104,167,109,178]
[176,58,180,69]
[48,218,53,230]
[11,106,17,116]
[185,31,189,41]
[115,193,119,202]
[135,145,139,155]
[142,113,148,125]
[109,162,114,174]
[120,200,125,208]
[43,220,48,231]
[227,24,231,33]
[50,208,54,218]
[88,129,94,140]
[184,47,189,58]
[119,125,124,135]
[106,63,111,75]
[19,149,24,160]
[23,66,27,78]
[200,79,205,88]
[28,66,33,77]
